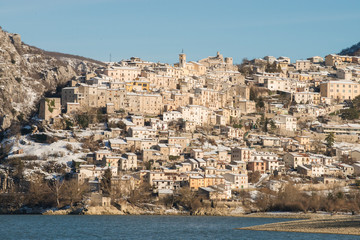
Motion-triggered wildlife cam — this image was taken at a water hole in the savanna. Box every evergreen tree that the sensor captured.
[341,108,359,120]
[325,132,335,149]
[269,120,277,131]
[101,168,112,195]
[256,97,265,109]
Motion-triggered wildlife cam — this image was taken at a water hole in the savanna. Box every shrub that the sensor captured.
[49,151,64,158]
[248,171,261,183]
[76,114,90,129]
[0,142,14,160]
[65,144,73,151]
[42,161,67,174]
[30,134,58,144]
[65,119,73,130]
[45,99,55,113]
[169,155,180,161]
[13,155,38,161]
[81,137,100,152]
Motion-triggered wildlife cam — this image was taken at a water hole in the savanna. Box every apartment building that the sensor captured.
[231,147,253,162]
[235,99,256,114]
[104,66,141,81]
[294,92,321,104]
[320,80,360,101]
[162,111,182,122]
[325,54,353,66]
[273,115,297,131]
[295,60,311,71]
[126,93,163,115]
[265,77,297,93]
[316,123,360,135]
[193,88,220,110]
[223,173,248,190]
[119,153,137,171]
[179,105,210,126]
[283,152,310,169]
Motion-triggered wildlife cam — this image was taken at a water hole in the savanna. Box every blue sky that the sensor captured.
[1,0,360,64]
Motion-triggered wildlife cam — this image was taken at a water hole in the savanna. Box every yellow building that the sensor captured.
[189,175,224,190]
[325,54,354,66]
[289,72,313,81]
[125,79,150,92]
[275,60,288,72]
[320,80,360,101]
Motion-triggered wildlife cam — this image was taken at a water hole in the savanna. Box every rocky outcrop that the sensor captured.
[0,26,104,132]
[84,206,124,215]
[43,209,73,215]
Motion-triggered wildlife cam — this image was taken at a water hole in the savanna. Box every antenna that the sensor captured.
[109,53,112,62]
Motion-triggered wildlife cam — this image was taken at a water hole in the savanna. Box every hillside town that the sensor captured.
[2,50,360,214]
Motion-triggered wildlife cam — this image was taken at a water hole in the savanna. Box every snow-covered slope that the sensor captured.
[0,26,104,131]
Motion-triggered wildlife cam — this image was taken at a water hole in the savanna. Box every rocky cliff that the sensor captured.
[0,26,104,132]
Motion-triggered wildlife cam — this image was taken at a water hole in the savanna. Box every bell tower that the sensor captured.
[179,50,186,68]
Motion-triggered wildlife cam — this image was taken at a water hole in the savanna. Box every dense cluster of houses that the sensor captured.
[35,51,360,200]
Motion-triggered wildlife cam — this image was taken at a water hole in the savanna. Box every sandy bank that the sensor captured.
[238,216,360,236]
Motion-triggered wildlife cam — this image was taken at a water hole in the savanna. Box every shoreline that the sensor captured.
[4,208,360,236]
[3,205,358,220]
[237,215,360,236]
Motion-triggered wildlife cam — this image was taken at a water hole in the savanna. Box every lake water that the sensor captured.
[0,215,357,240]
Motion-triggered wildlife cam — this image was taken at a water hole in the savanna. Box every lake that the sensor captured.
[0,215,357,240]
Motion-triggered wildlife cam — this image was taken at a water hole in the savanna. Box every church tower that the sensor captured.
[179,52,186,68]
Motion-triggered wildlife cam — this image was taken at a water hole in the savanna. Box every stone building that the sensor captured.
[320,80,360,101]
[39,98,61,121]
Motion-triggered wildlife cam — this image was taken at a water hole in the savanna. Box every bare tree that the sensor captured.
[174,187,202,212]
[128,182,152,205]
[26,175,55,208]
[48,178,65,208]
[61,179,88,207]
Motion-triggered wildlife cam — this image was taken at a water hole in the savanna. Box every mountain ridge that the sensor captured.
[0,26,104,134]
[338,41,360,56]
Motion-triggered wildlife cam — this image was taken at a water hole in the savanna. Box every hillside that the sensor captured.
[0,26,104,132]
[338,41,360,56]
